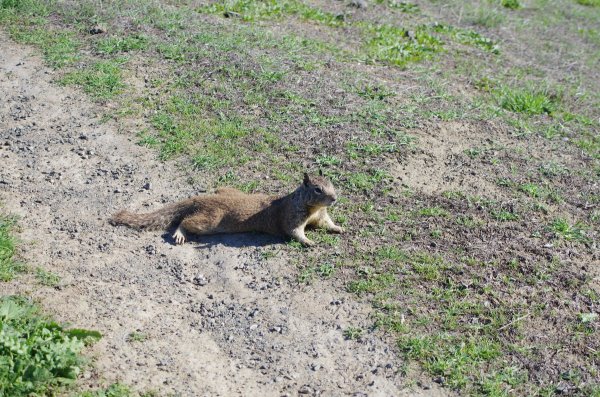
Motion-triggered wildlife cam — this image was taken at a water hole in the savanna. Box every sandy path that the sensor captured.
[0,32,449,396]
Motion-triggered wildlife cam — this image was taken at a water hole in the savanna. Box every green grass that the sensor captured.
[418,206,450,217]
[0,296,101,397]
[61,59,126,99]
[361,23,443,67]
[576,0,600,6]
[0,215,25,282]
[96,34,149,54]
[8,25,79,68]
[35,267,60,287]
[501,0,521,9]
[496,86,557,115]
[550,218,590,243]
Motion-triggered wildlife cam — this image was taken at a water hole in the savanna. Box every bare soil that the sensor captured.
[0,32,451,397]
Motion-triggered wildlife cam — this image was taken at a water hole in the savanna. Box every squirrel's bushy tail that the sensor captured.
[109,201,191,230]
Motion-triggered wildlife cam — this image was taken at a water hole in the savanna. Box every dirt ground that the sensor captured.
[0,32,451,397]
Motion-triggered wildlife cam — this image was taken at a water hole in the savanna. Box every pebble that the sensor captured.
[193,274,208,286]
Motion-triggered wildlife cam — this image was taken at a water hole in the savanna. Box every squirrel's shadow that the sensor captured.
[161,230,285,248]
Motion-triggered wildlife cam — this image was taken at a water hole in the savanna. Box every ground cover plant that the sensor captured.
[1,0,599,395]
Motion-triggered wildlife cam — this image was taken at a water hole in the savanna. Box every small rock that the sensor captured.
[89,24,106,35]
[298,385,313,394]
[143,182,152,190]
[417,381,431,390]
[193,274,208,286]
[348,0,367,8]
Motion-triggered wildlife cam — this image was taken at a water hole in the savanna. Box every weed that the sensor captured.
[432,23,500,53]
[343,326,364,340]
[519,183,542,198]
[78,383,133,397]
[496,86,556,115]
[430,229,442,238]
[345,169,390,192]
[0,296,101,397]
[35,267,60,287]
[491,209,519,221]
[315,155,341,167]
[317,262,335,278]
[419,206,450,217]
[361,23,442,67]
[502,0,521,9]
[126,332,147,343]
[550,218,590,243]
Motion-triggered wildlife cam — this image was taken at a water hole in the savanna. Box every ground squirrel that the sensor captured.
[109,173,344,246]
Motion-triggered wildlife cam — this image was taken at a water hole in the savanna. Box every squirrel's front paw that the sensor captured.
[173,229,186,245]
[301,238,316,247]
[331,226,345,234]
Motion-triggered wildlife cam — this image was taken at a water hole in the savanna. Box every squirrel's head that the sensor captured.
[300,172,338,207]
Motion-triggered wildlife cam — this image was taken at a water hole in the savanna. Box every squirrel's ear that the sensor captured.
[303,172,310,186]
[319,168,323,176]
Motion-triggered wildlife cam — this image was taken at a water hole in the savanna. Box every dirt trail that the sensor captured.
[0,33,447,396]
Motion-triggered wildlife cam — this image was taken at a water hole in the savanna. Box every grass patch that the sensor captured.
[8,25,79,68]
[0,215,25,282]
[550,218,590,243]
[495,86,557,115]
[0,296,101,397]
[361,23,442,67]
[198,0,343,26]
[96,34,149,54]
[501,0,521,9]
[35,267,60,287]
[576,0,600,6]
[61,59,126,99]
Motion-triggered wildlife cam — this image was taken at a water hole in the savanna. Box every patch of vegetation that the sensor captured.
[361,23,442,67]
[35,267,60,287]
[8,25,79,68]
[576,0,600,6]
[198,0,343,26]
[431,23,500,53]
[0,215,25,282]
[96,34,149,54]
[343,326,364,340]
[496,86,557,115]
[550,218,590,243]
[0,296,101,397]
[61,59,126,99]
[466,5,505,27]
[501,0,521,9]
[418,206,450,217]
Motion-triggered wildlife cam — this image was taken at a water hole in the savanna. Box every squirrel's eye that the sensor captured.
[314,187,323,194]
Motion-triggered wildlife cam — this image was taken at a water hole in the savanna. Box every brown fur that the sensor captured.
[109,173,344,246]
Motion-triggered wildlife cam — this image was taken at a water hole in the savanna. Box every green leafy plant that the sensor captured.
[0,296,101,397]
